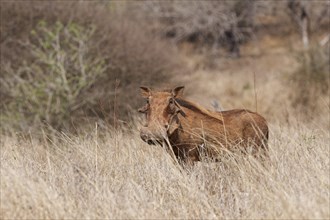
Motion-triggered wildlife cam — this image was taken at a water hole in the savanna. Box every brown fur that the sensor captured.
[139,87,268,164]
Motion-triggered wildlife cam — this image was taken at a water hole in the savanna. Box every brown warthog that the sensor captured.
[138,86,268,163]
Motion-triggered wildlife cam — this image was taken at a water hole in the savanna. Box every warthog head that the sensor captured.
[138,86,186,145]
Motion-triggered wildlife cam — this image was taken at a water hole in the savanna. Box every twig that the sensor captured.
[113,79,120,129]
[253,72,258,113]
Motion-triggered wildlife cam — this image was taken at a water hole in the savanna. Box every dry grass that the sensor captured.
[174,33,329,128]
[1,2,329,219]
[1,121,329,219]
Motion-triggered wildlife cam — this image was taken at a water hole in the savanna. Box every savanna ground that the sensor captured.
[1,1,329,219]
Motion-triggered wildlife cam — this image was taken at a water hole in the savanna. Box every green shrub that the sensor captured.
[1,21,106,130]
[0,2,186,132]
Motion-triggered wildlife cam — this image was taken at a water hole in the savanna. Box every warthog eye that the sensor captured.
[168,98,176,114]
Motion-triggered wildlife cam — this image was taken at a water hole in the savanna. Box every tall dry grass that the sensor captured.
[1,2,329,219]
[1,121,329,219]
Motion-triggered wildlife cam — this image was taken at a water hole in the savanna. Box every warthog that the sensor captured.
[138,86,268,164]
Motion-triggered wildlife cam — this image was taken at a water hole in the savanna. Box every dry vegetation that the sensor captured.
[0,1,185,131]
[1,123,329,219]
[1,1,329,219]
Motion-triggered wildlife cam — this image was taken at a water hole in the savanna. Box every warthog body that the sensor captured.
[139,86,268,163]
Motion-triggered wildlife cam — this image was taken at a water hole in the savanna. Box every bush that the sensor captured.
[1,21,106,130]
[0,1,186,131]
[140,1,257,56]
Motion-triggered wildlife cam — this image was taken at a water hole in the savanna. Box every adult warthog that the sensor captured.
[138,86,268,164]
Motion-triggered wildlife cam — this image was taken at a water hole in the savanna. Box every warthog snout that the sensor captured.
[140,126,166,145]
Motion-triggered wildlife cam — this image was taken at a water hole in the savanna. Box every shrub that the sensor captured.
[1,21,106,130]
[0,1,186,132]
[140,1,257,56]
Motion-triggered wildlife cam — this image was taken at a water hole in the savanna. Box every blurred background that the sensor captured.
[1,0,329,133]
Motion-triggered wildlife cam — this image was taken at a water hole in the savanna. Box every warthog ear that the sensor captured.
[140,86,151,98]
[172,86,184,97]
